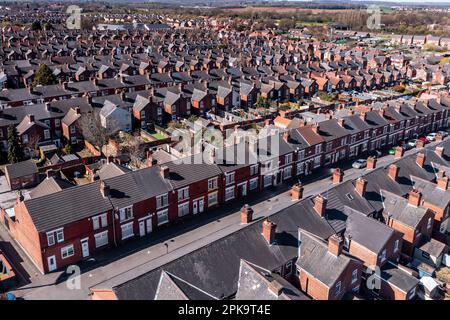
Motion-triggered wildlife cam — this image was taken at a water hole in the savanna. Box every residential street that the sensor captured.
[2,140,443,300]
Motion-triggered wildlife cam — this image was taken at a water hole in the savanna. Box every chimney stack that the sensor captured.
[435,146,444,157]
[328,234,343,257]
[28,114,35,123]
[313,195,327,217]
[283,131,290,143]
[337,118,345,127]
[388,164,399,181]
[416,153,425,168]
[416,139,425,148]
[240,204,253,224]
[262,219,277,245]
[355,177,367,197]
[367,156,377,170]
[332,168,344,184]
[291,182,304,200]
[437,169,446,179]
[394,146,404,158]
[268,280,283,297]
[435,133,444,142]
[16,190,24,204]
[46,169,58,179]
[312,123,319,134]
[100,180,110,198]
[408,189,422,207]
[160,165,169,179]
[437,176,449,190]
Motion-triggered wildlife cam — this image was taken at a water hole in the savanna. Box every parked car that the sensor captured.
[438,130,449,137]
[418,136,428,143]
[388,147,396,155]
[368,149,382,158]
[426,133,437,142]
[352,159,367,169]
[407,139,418,148]
[402,143,414,151]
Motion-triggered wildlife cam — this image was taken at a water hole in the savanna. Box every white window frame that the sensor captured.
[208,177,218,190]
[250,164,259,176]
[249,177,258,191]
[427,217,432,230]
[94,231,108,248]
[225,172,235,186]
[335,281,342,296]
[394,240,399,252]
[283,166,292,180]
[178,202,190,217]
[285,153,293,164]
[208,191,218,207]
[121,222,134,240]
[225,186,235,202]
[55,228,64,243]
[119,206,133,222]
[177,187,189,202]
[61,244,74,259]
[157,209,169,226]
[47,232,55,246]
[380,249,387,263]
[351,269,358,284]
[156,193,169,209]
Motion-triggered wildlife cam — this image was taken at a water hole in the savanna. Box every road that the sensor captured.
[3,139,444,300]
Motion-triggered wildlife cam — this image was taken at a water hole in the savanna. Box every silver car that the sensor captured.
[352,159,367,169]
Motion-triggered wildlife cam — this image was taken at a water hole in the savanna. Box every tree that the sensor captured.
[254,96,269,109]
[31,21,42,31]
[33,64,55,87]
[7,125,23,164]
[78,111,118,155]
[63,144,73,155]
[43,22,53,31]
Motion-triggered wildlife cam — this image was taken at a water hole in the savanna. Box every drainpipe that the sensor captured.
[111,207,118,247]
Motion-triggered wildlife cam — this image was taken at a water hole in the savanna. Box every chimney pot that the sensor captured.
[394,146,404,159]
[314,195,327,217]
[367,156,377,170]
[262,219,277,245]
[240,204,253,224]
[328,234,343,256]
[408,189,422,207]
[355,177,367,197]
[416,153,425,168]
[332,168,344,184]
[437,176,449,191]
[160,165,169,179]
[291,182,304,201]
[100,180,110,198]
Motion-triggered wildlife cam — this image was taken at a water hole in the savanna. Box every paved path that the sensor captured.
[4,140,444,299]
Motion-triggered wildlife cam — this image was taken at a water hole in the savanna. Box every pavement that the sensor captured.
[1,139,445,300]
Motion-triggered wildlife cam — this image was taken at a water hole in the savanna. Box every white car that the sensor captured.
[352,159,367,169]
[426,133,437,141]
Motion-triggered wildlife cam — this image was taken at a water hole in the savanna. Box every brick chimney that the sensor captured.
[355,177,367,197]
[313,195,327,217]
[437,176,449,190]
[379,108,386,118]
[312,123,319,134]
[291,182,304,200]
[283,131,290,143]
[337,118,345,127]
[416,153,425,168]
[435,146,444,157]
[394,146,404,158]
[408,189,422,207]
[388,164,399,181]
[367,156,377,170]
[268,280,283,297]
[240,204,253,224]
[416,139,425,148]
[16,190,24,204]
[262,219,277,245]
[160,165,169,179]
[436,133,444,142]
[46,169,58,179]
[359,112,366,121]
[437,169,446,179]
[332,168,344,184]
[328,234,343,256]
[28,114,35,123]
[100,180,110,198]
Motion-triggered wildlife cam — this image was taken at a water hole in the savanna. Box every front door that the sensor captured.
[47,255,57,272]
[193,198,205,215]
[146,218,152,234]
[81,239,89,258]
[193,201,198,215]
[198,199,204,213]
[139,220,145,237]
[240,183,247,197]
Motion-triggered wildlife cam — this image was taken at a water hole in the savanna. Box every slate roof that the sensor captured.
[381,190,428,229]
[29,176,74,199]
[5,160,38,180]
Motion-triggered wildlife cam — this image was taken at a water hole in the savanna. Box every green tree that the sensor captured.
[63,144,73,154]
[7,125,23,164]
[31,21,42,31]
[254,96,269,108]
[33,64,55,87]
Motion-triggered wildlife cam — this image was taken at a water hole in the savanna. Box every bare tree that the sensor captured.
[77,110,119,154]
[120,132,145,169]
[28,133,42,159]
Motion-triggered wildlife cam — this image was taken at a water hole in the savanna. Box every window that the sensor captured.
[283,166,292,180]
[427,217,432,230]
[92,214,107,230]
[178,187,189,201]
[208,177,218,190]
[121,222,134,240]
[298,150,305,160]
[22,134,29,144]
[394,240,399,252]
[315,144,322,154]
[157,209,169,226]
[61,244,74,259]
[47,233,55,246]
[250,164,259,176]
[335,281,342,296]
[55,229,64,243]
[264,175,272,187]
[44,119,50,127]
[140,111,146,118]
[119,206,133,222]
[297,162,304,175]
[178,202,190,217]
[408,287,416,300]
[285,153,293,164]
[208,191,218,207]
[156,193,169,209]
[225,186,235,201]
[44,129,50,140]
[285,261,293,275]
[351,269,358,284]
[421,251,431,259]
[70,125,76,134]
[225,172,235,185]
[380,249,386,263]
[314,156,321,168]
[55,119,61,127]
[94,231,108,248]
[171,105,176,113]
[249,177,258,191]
